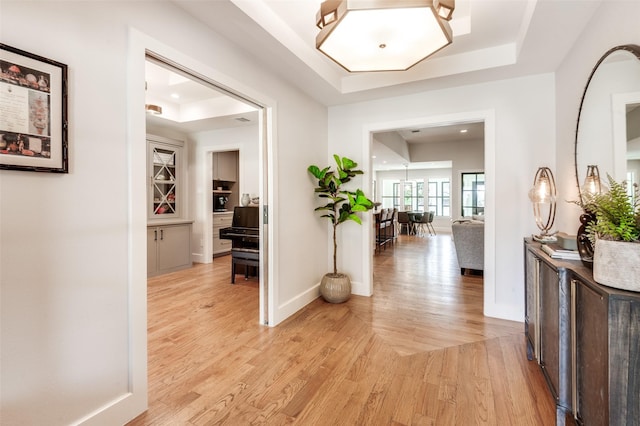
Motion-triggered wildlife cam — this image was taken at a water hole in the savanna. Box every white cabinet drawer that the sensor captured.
[213,237,232,254]
[213,213,233,227]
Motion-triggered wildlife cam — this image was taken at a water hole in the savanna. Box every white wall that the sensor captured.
[328,73,556,321]
[373,131,411,160]
[410,138,484,221]
[554,0,640,233]
[0,1,327,424]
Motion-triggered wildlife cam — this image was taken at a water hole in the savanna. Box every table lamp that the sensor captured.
[528,167,557,241]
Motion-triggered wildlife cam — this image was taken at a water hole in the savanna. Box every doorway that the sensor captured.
[144,52,271,325]
[366,111,494,315]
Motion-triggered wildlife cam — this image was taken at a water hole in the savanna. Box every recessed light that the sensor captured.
[170,93,180,99]
[460,129,468,133]
[372,155,377,159]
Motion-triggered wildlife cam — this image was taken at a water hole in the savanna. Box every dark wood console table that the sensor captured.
[524,239,640,426]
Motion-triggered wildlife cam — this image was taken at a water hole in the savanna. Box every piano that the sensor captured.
[220,206,260,283]
[219,206,260,249]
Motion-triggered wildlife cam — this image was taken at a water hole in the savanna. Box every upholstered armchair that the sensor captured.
[451,220,484,274]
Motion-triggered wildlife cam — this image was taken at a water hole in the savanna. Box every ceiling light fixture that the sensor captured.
[316,0,455,72]
[145,104,162,115]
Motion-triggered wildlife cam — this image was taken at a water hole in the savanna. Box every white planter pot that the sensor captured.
[593,239,640,292]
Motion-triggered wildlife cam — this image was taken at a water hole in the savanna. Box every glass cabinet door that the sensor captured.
[148,141,181,218]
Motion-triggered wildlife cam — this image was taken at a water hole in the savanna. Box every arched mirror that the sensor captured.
[575,44,640,198]
[574,44,640,265]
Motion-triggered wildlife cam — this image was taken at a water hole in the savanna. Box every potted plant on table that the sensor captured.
[308,155,374,303]
[582,175,640,291]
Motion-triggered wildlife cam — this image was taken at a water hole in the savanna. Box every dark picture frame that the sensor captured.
[0,44,68,173]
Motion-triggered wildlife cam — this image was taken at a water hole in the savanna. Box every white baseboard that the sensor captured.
[351,280,372,297]
[191,252,211,264]
[272,283,321,326]
[484,302,523,323]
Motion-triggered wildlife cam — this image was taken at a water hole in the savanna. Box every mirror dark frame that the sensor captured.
[574,44,640,266]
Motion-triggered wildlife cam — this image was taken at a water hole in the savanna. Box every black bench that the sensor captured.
[231,248,259,283]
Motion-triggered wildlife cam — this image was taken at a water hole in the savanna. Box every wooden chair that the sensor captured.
[391,208,399,243]
[375,208,394,252]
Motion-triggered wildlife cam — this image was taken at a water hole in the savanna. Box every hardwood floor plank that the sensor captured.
[128,234,555,425]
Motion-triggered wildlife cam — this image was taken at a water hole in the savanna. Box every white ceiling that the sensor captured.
[151,0,602,169]
[174,0,602,105]
[145,60,259,133]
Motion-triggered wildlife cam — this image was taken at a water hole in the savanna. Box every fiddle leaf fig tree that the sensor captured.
[308,155,374,275]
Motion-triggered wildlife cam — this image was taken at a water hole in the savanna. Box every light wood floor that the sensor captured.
[128,234,555,425]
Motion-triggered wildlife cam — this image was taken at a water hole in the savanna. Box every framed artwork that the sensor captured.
[0,44,68,173]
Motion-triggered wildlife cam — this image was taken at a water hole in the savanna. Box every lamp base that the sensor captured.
[532,234,557,243]
[577,212,595,268]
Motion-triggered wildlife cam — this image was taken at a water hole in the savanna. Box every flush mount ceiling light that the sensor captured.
[316,0,455,72]
[145,104,162,115]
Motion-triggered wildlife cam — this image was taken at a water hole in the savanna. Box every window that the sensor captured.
[403,181,424,211]
[427,178,450,216]
[461,172,485,217]
[379,179,424,211]
[628,171,637,205]
[381,181,400,209]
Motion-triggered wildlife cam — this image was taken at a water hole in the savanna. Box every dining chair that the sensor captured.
[426,211,436,235]
[408,211,422,235]
[416,211,435,236]
[397,211,411,235]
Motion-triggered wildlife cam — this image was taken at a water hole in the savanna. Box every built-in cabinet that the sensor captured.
[147,222,192,277]
[212,150,239,211]
[148,136,184,219]
[213,151,238,182]
[524,240,640,426]
[147,134,193,277]
[212,212,233,256]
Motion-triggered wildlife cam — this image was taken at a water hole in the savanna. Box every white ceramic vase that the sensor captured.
[241,193,250,206]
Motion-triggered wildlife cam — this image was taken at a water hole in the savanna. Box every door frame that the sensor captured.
[124,28,276,421]
[364,110,495,315]
[144,51,271,325]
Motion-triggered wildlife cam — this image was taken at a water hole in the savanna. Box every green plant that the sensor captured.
[308,155,374,275]
[583,174,640,243]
